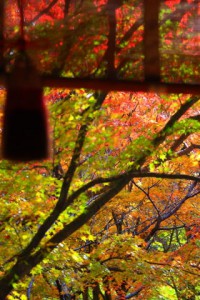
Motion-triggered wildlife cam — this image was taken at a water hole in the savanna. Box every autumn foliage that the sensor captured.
[0,0,199,299]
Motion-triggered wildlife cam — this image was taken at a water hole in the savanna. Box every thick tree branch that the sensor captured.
[153,96,200,147]
[18,123,89,258]
[130,172,200,182]
[0,178,129,297]
[32,172,200,252]
[171,133,190,152]
[25,0,59,26]
[64,172,200,205]
[10,91,107,260]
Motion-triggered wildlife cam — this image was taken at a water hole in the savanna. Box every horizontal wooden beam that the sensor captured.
[0,74,199,94]
[42,76,200,95]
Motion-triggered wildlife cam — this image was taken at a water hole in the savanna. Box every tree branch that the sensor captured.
[25,0,59,26]
[63,171,200,207]
[17,123,89,258]
[10,92,107,260]
[153,96,200,147]
[125,286,144,299]
[176,143,200,157]
[161,181,199,222]
[2,99,199,284]
[132,180,161,216]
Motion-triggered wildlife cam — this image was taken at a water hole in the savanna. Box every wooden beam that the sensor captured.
[0,0,5,71]
[0,74,199,95]
[42,76,200,95]
[143,0,160,81]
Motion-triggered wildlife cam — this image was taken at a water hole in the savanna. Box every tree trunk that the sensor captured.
[82,287,89,300]
[92,283,101,300]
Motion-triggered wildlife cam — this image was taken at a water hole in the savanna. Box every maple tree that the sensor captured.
[0,0,199,299]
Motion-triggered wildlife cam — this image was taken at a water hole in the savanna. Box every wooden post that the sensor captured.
[143,0,160,81]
